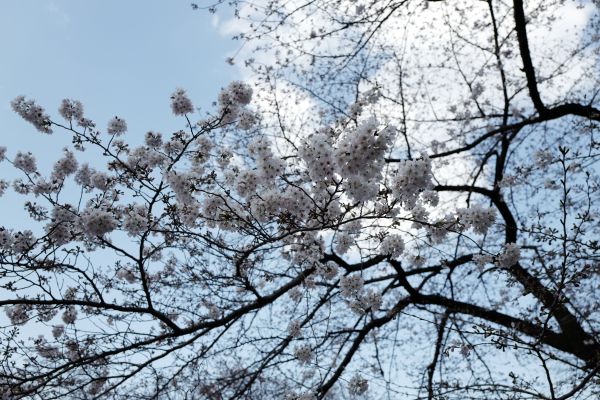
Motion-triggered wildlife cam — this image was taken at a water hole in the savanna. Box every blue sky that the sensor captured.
[0,0,238,152]
[0,1,239,226]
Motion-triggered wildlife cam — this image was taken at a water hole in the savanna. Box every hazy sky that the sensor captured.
[0,0,238,153]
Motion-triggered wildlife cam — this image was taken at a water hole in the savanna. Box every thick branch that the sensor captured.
[435,185,598,366]
[513,0,545,113]
[414,294,599,365]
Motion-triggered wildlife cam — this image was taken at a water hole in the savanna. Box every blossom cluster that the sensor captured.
[11,230,36,253]
[287,319,303,338]
[247,136,286,181]
[4,303,31,325]
[456,205,496,235]
[380,234,405,258]
[13,151,38,174]
[293,344,313,364]
[3,82,472,399]
[217,81,255,129]
[79,208,118,237]
[164,171,197,204]
[348,374,369,395]
[335,119,395,202]
[62,306,78,324]
[59,99,84,121]
[340,274,364,297]
[284,391,316,400]
[299,118,395,202]
[390,156,434,209]
[340,274,382,314]
[11,96,52,133]
[46,205,78,245]
[170,88,194,115]
[496,243,521,269]
[334,232,354,254]
[51,149,78,181]
[107,116,127,136]
[298,130,335,181]
[122,204,150,236]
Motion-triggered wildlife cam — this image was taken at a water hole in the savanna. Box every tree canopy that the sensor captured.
[1,0,600,398]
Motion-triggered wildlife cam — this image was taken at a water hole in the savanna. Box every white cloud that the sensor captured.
[45,1,70,26]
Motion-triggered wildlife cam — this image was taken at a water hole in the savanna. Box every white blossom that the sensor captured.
[288,287,303,302]
[235,170,260,198]
[237,109,256,130]
[163,138,185,156]
[380,234,405,258]
[170,88,194,115]
[349,289,383,315]
[80,208,118,237]
[37,307,57,322]
[5,303,30,325]
[334,232,353,254]
[52,324,65,339]
[11,96,52,133]
[425,214,455,244]
[207,304,220,320]
[12,230,36,253]
[457,205,496,235]
[145,131,163,148]
[62,306,77,324]
[347,101,363,118]
[340,275,364,298]
[496,243,520,269]
[299,132,335,181]
[123,205,149,236]
[0,228,13,250]
[363,86,381,104]
[128,146,165,170]
[117,268,136,283]
[344,178,380,203]
[51,149,78,181]
[226,81,253,105]
[534,150,554,167]
[391,156,433,209]
[107,116,127,135]
[361,289,382,312]
[12,179,31,195]
[316,261,338,280]
[473,253,493,268]
[460,344,471,357]
[216,148,233,167]
[287,320,302,338]
[165,171,195,204]
[217,81,253,124]
[75,163,92,187]
[77,117,95,128]
[31,179,56,196]
[285,391,316,400]
[46,204,78,245]
[0,180,8,197]
[293,344,312,364]
[13,152,37,174]
[195,135,213,154]
[90,171,110,191]
[333,118,394,202]
[59,99,84,121]
[421,190,439,207]
[348,374,368,395]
